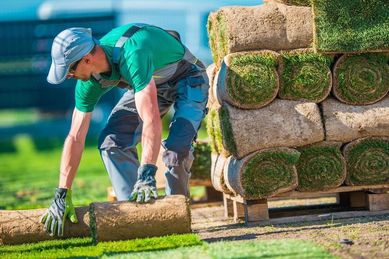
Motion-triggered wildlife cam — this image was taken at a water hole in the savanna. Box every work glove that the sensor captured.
[40,188,78,237]
[129,164,158,203]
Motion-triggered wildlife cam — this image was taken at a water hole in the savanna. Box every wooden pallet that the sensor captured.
[223,184,389,226]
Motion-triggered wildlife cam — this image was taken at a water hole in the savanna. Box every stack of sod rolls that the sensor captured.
[206,0,389,199]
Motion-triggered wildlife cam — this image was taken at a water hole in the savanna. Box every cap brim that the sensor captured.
[47,61,69,85]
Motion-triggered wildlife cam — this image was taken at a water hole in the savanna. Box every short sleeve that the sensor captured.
[75,80,113,112]
[122,49,155,93]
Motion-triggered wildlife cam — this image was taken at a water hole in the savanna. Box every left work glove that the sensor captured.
[129,164,158,203]
[40,188,78,237]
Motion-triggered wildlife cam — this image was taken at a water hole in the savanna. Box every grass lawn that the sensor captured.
[0,234,334,259]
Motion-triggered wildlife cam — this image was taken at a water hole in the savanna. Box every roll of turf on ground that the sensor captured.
[224,147,300,199]
[312,0,389,53]
[333,54,389,105]
[343,137,389,186]
[216,51,280,109]
[322,97,389,143]
[278,49,333,103]
[209,101,324,159]
[0,207,90,245]
[296,142,346,192]
[207,3,313,66]
[264,0,311,6]
[89,196,191,243]
[211,154,233,194]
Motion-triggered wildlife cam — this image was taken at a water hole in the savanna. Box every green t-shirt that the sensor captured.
[75,24,185,112]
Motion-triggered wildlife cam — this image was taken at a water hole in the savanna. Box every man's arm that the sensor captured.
[59,108,92,188]
[134,78,161,165]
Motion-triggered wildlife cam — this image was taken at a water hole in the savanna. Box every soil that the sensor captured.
[191,203,389,259]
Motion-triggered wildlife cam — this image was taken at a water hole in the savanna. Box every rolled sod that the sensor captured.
[224,147,300,199]
[312,0,389,53]
[211,154,233,194]
[207,3,313,65]
[332,54,389,105]
[322,97,389,143]
[264,0,311,6]
[208,100,324,159]
[296,142,346,192]
[216,51,280,109]
[89,196,191,243]
[206,63,220,110]
[343,137,389,186]
[0,206,90,245]
[278,49,333,103]
[206,108,229,157]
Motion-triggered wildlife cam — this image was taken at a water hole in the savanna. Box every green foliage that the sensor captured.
[334,54,389,104]
[0,234,202,259]
[312,0,389,52]
[191,142,212,180]
[297,144,345,191]
[226,53,278,107]
[114,239,334,259]
[279,52,332,102]
[242,149,300,199]
[345,138,389,185]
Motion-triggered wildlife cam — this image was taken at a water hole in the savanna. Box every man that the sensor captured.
[40,24,209,237]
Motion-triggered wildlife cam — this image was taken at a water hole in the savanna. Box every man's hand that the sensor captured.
[40,188,78,236]
[129,164,158,203]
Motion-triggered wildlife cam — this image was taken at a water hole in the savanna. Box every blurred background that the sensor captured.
[0,0,261,209]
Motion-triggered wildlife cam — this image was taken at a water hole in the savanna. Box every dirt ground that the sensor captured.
[191,204,389,259]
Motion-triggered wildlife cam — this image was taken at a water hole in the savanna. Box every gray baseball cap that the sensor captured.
[47,27,99,84]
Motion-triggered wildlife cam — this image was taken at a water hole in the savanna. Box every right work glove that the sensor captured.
[129,164,158,203]
[40,188,78,237]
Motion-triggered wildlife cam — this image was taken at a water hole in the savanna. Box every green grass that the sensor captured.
[279,50,332,102]
[312,0,389,53]
[297,143,346,191]
[104,239,334,259]
[0,234,202,259]
[242,148,300,199]
[225,52,279,108]
[344,137,389,185]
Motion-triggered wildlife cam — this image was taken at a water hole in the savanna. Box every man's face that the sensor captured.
[67,56,93,81]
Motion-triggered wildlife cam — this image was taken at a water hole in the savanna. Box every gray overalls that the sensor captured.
[97,24,209,200]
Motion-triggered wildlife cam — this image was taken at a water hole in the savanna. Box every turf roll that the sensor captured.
[207,3,313,65]
[296,142,346,191]
[312,0,389,53]
[206,63,220,109]
[211,154,233,194]
[224,148,300,199]
[208,101,324,159]
[264,0,311,6]
[89,196,191,243]
[332,54,389,105]
[0,206,90,245]
[206,107,230,157]
[216,51,280,109]
[322,97,389,143]
[343,137,389,186]
[278,49,333,103]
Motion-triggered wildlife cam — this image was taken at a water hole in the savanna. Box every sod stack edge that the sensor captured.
[278,49,333,103]
[343,137,389,186]
[208,100,324,159]
[207,2,313,66]
[312,0,389,53]
[296,142,346,192]
[264,0,312,6]
[224,147,300,199]
[322,97,389,143]
[89,195,191,243]
[0,206,90,245]
[216,51,280,109]
[211,154,233,194]
[332,54,389,105]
